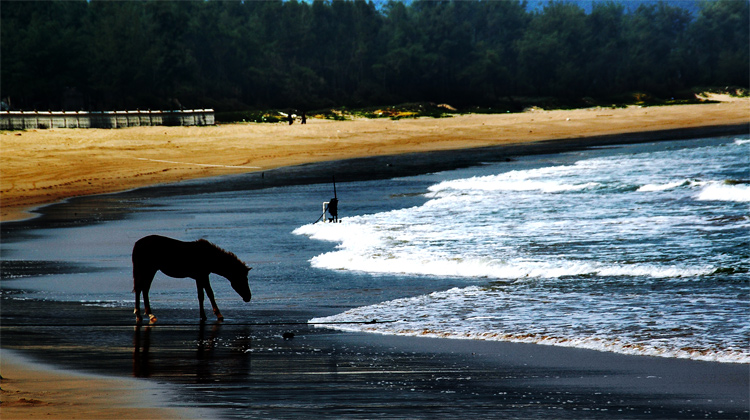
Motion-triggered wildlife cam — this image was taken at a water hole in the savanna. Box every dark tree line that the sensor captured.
[1,0,747,112]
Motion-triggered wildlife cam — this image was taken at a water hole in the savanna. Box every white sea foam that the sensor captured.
[697,182,750,202]
[297,230,715,279]
[295,207,716,280]
[429,173,600,194]
[310,286,750,364]
[637,179,689,192]
[427,160,613,195]
[80,299,128,308]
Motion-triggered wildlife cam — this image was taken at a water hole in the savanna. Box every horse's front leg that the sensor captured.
[196,282,207,321]
[203,281,224,321]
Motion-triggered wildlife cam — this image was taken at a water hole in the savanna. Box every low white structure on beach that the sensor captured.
[0,109,214,130]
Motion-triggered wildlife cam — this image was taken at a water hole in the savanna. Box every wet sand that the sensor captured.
[2,297,747,419]
[0,349,210,420]
[2,97,748,222]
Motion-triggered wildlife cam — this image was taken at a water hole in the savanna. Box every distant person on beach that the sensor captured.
[288,113,294,125]
[327,197,338,222]
[301,111,307,124]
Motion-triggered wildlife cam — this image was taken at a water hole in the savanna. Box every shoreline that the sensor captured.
[3,315,748,419]
[1,101,749,418]
[3,122,745,236]
[0,348,211,420]
[2,99,748,223]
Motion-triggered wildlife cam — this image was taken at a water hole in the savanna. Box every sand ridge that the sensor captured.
[1,99,748,223]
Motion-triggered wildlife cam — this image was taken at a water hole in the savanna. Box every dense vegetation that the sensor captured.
[1,0,747,113]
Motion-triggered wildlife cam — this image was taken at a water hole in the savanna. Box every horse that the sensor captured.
[132,235,252,323]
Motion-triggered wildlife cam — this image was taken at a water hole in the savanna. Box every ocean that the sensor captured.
[299,135,750,364]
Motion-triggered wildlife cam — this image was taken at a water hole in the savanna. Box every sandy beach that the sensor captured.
[0,349,210,420]
[1,98,749,419]
[2,97,748,222]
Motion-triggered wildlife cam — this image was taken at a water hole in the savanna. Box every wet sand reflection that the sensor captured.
[132,321,251,382]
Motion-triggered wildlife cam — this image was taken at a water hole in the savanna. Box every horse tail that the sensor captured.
[132,243,138,293]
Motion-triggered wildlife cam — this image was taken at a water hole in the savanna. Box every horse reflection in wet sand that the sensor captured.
[133,235,252,323]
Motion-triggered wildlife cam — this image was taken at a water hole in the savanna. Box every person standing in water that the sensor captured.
[327,197,338,222]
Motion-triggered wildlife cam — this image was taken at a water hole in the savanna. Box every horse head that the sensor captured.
[200,239,253,302]
[229,266,252,302]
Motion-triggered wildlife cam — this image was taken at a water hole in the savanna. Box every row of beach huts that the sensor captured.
[0,109,215,130]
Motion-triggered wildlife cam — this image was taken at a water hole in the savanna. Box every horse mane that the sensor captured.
[197,239,249,271]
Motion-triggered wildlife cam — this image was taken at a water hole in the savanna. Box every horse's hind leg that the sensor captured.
[204,281,223,321]
[134,267,157,323]
[134,290,143,323]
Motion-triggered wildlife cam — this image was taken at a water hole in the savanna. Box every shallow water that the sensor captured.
[0,165,456,323]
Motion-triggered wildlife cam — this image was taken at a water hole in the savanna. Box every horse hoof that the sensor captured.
[217,315,224,321]
[148,314,157,323]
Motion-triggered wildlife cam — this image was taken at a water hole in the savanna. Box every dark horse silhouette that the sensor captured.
[133,235,252,323]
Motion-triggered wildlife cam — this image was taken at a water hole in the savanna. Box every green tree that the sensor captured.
[375,1,424,102]
[516,2,588,97]
[85,1,157,109]
[624,3,693,96]
[456,0,529,104]
[690,0,750,88]
[582,1,628,96]
[1,1,88,110]
[1,0,746,112]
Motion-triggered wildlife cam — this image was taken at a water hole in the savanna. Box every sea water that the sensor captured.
[299,136,750,363]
